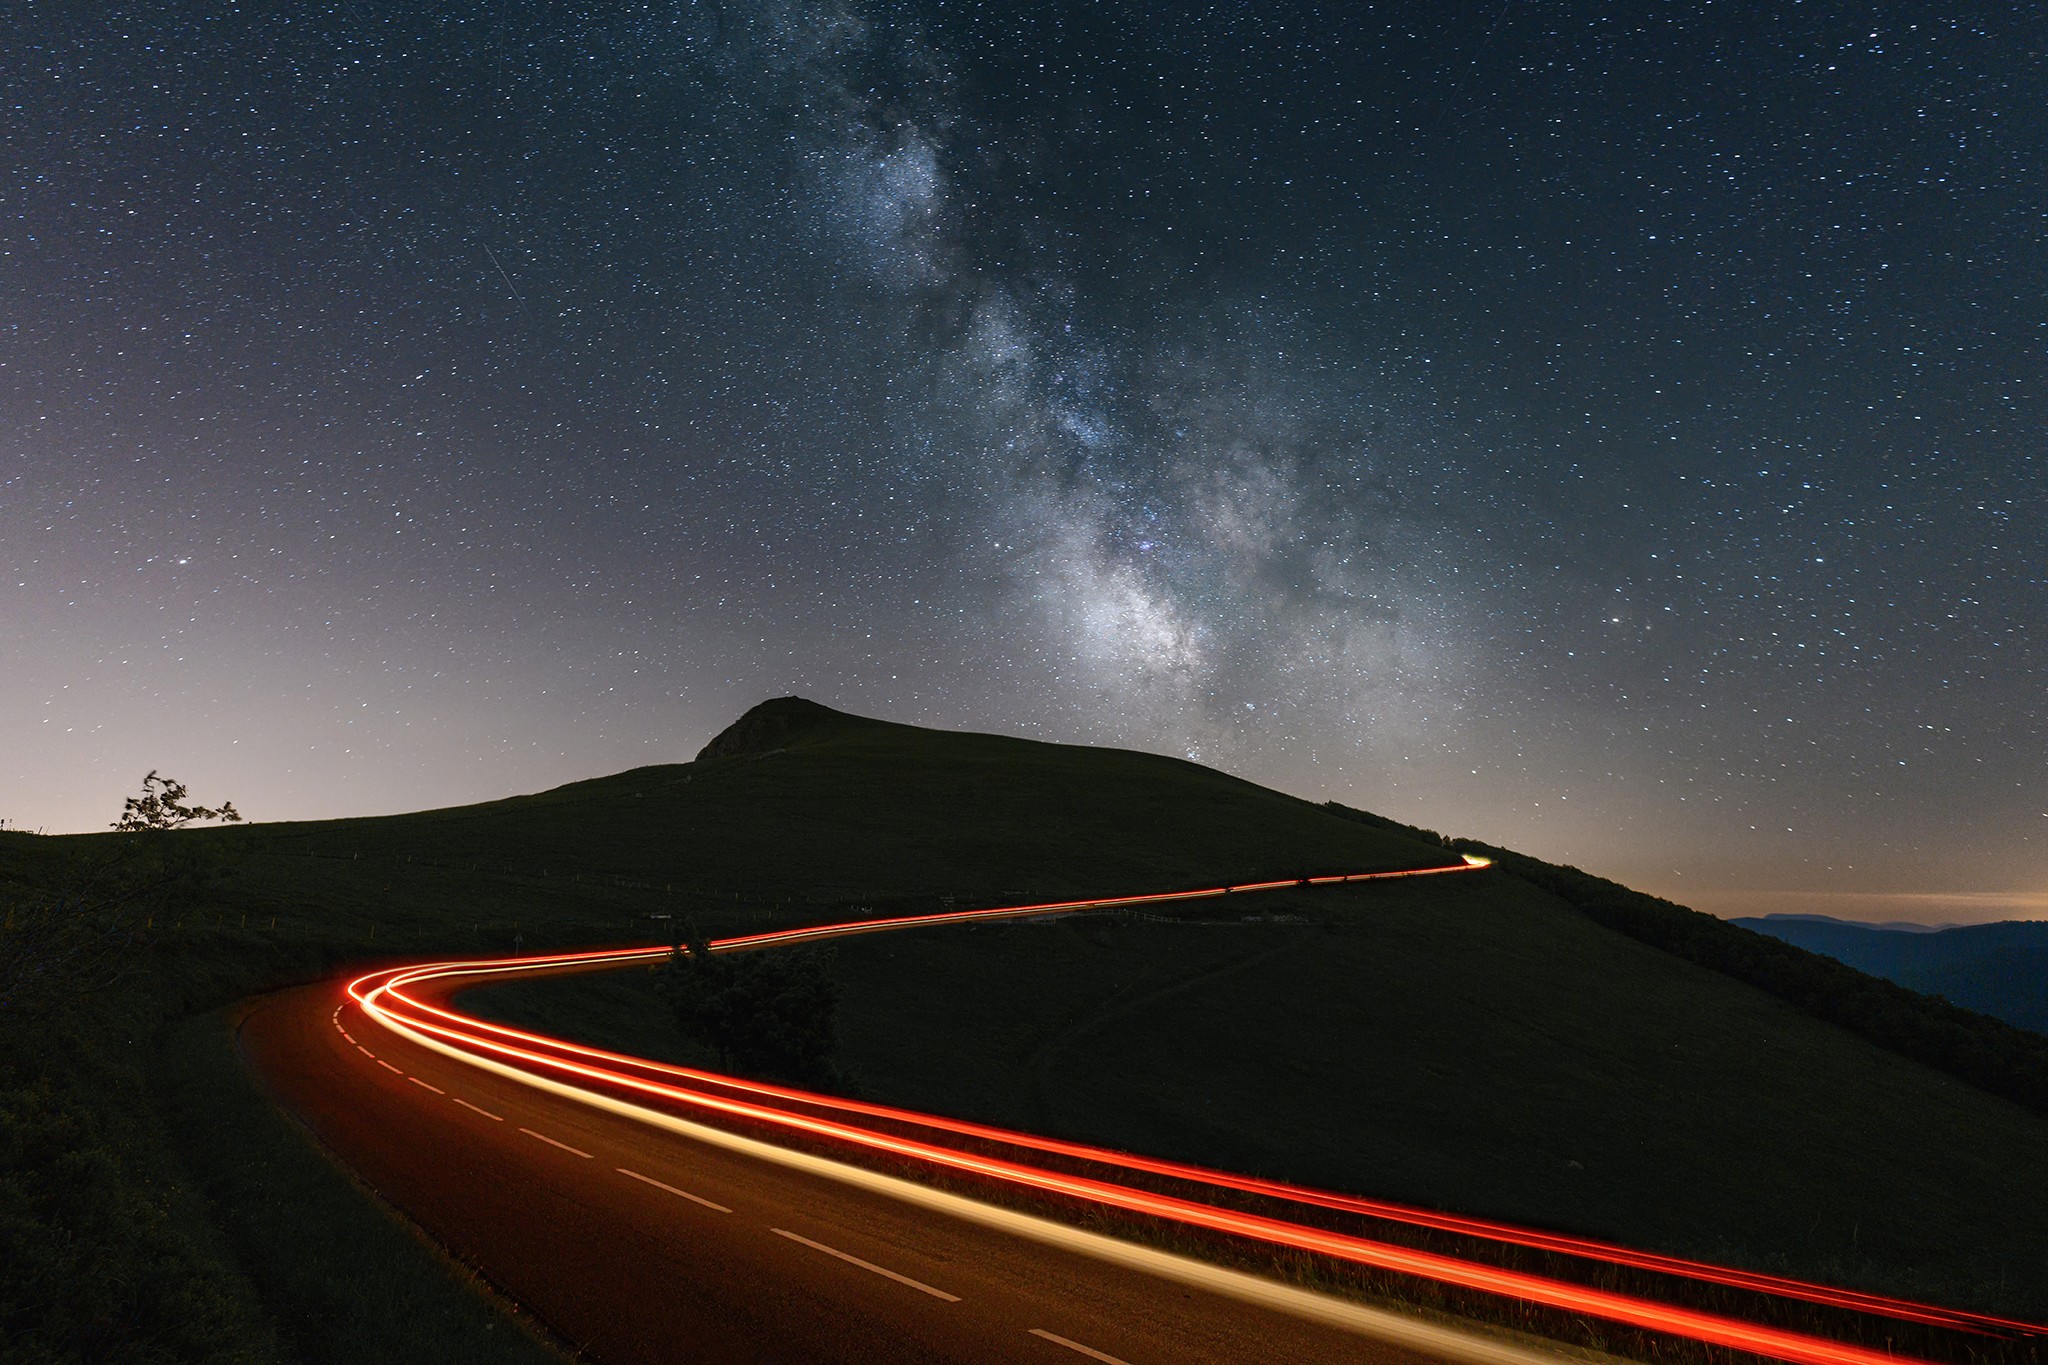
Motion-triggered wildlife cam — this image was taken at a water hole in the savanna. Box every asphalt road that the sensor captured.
[242,979,1510,1365]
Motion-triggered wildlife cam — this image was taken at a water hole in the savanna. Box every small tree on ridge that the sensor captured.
[113,770,242,832]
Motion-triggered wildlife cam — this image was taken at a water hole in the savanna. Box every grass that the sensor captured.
[0,984,275,1365]
[0,845,626,1365]
[156,1008,565,1365]
[222,699,1449,910]
[0,699,1448,1362]
[8,696,2044,1360]
[469,873,2048,1325]
[1444,838,2048,1118]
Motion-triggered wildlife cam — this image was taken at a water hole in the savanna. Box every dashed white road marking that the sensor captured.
[617,1166,732,1212]
[1029,1328,1131,1363]
[377,1060,403,1074]
[451,1096,503,1121]
[356,1045,375,1058]
[770,1228,961,1302]
[409,1077,445,1094]
[520,1127,593,1158]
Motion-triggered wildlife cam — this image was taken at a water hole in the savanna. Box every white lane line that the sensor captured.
[520,1127,593,1158]
[377,1060,403,1074]
[340,1032,355,1044]
[356,1045,375,1058]
[770,1228,961,1302]
[409,1077,446,1094]
[1030,1328,1131,1363]
[617,1166,731,1212]
[451,1096,503,1121]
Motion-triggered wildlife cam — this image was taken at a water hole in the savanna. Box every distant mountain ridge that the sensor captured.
[1733,915,2048,1036]
[1747,912,1943,933]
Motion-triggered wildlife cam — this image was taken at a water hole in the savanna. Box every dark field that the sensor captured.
[466,869,2048,1320]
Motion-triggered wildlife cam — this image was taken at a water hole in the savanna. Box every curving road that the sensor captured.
[241,866,2037,1365]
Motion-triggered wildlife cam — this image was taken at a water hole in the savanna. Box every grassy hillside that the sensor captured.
[470,872,2048,1323]
[11,695,2043,1363]
[224,697,1450,910]
[0,698,1448,1363]
[0,834,622,1365]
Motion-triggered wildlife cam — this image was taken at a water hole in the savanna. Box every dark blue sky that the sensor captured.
[6,2,2043,921]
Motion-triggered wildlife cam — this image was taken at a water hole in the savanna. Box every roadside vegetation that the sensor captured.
[656,927,846,1089]
[0,798,573,1365]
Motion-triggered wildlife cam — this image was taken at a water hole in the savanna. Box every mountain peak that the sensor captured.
[695,696,859,761]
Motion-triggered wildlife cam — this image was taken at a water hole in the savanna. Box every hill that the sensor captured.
[0,698,1450,1364]
[6,696,2045,1363]
[1735,915,2048,1036]
[226,695,1453,911]
[470,864,2048,1322]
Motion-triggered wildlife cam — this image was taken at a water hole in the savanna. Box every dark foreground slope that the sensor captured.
[0,699,1446,1364]
[453,708,2048,1322]
[10,695,2045,1363]
[832,882,2048,1313]
[475,873,2048,1321]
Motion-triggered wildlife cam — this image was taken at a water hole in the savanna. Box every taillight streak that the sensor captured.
[344,860,2041,1362]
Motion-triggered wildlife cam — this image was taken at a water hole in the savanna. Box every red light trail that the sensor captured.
[344,862,2040,1365]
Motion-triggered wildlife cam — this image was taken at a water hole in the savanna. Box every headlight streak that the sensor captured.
[345,862,2039,1365]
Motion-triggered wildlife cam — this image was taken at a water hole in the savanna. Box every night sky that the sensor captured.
[6,2,2043,922]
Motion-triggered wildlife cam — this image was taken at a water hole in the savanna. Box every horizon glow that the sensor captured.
[4,4,2042,923]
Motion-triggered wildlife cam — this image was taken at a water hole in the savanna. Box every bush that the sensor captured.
[656,929,847,1089]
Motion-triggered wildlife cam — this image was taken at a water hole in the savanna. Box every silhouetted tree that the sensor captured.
[113,770,242,832]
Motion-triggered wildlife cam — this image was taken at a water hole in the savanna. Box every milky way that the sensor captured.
[5,3,2042,920]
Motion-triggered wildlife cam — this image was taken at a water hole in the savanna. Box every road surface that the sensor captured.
[245,979,1511,1364]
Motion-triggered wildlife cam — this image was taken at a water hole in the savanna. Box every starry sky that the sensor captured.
[6,2,2043,922]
